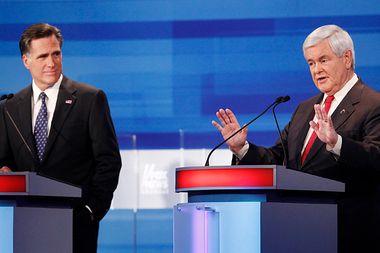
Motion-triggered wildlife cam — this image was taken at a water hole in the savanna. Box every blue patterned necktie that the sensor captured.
[34,92,48,161]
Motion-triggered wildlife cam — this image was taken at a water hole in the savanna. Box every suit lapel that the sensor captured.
[294,94,323,167]
[330,83,361,130]
[43,77,77,162]
[16,86,39,162]
[301,80,362,167]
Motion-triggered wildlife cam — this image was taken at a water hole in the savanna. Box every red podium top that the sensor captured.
[0,174,26,192]
[176,165,345,193]
[176,166,275,191]
[0,172,81,197]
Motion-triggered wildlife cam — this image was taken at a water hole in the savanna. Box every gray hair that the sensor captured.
[303,24,355,68]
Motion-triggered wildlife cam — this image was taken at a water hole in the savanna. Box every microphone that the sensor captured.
[205,96,290,166]
[272,95,290,166]
[2,94,39,171]
[0,93,13,103]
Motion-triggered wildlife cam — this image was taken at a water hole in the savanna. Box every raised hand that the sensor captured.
[212,108,248,153]
[309,104,338,147]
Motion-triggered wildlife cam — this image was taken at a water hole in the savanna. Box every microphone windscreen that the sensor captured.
[275,96,284,103]
[282,96,290,102]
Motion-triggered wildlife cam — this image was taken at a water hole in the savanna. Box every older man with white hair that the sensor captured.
[213,24,380,253]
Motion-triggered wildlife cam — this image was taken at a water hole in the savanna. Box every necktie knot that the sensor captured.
[324,95,334,113]
[39,92,47,100]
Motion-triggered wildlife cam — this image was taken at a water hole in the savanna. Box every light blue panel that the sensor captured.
[136,209,173,253]
[206,202,261,253]
[0,205,14,253]
[98,209,173,253]
[174,204,219,253]
[175,202,261,253]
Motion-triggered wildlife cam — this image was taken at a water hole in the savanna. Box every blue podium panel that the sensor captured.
[174,166,343,253]
[0,172,81,253]
[174,201,337,253]
[174,202,261,253]
[14,206,73,253]
[0,204,13,253]
[261,202,337,253]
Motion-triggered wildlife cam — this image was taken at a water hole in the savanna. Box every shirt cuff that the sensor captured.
[235,141,249,160]
[326,134,342,156]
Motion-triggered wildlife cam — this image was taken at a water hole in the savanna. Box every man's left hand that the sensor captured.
[310,104,338,147]
[0,166,12,172]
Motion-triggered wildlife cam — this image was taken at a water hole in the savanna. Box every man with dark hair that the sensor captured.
[213,24,380,252]
[0,23,122,252]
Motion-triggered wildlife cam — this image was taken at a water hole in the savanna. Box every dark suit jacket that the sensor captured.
[236,79,380,251]
[0,76,122,220]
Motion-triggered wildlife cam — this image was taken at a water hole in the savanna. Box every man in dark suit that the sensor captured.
[212,24,380,252]
[0,23,121,252]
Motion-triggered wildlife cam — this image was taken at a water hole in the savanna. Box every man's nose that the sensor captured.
[314,62,322,73]
[46,55,55,67]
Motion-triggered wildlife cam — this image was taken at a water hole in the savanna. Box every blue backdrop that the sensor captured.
[1,0,379,149]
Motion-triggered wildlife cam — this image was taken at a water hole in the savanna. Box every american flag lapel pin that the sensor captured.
[65,99,73,104]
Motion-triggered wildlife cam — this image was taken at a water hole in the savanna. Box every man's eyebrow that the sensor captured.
[36,52,49,58]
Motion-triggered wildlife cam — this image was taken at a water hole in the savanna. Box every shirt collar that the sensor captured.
[32,74,63,103]
[322,73,358,104]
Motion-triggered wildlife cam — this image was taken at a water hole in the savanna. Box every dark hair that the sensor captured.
[19,23,63,56]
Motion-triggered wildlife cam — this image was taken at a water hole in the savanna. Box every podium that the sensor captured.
[173,165,345,253]
[0,172,81,253]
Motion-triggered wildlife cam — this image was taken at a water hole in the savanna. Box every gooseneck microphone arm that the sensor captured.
[5,109,34,157]
[205,96,288,166]
[2,94,39,171]
[272,95,290,166]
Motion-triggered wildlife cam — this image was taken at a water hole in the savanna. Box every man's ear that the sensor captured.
[343,50,353,69]
[22,54,30,70]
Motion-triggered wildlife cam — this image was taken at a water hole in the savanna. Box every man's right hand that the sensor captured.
[0,166,12,172]
[212,108,248,154]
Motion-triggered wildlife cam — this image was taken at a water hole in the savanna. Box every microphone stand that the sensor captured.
[205,96,286,166]
[272,97,289,167]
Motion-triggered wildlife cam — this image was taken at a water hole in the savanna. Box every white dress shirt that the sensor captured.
[31,74,63,136]
[236,73,358,160]
[301,73,358,156]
